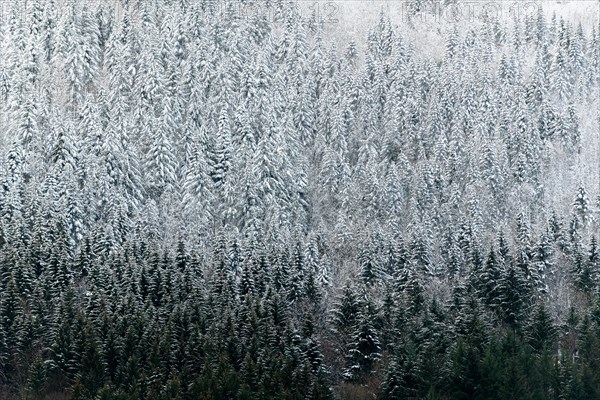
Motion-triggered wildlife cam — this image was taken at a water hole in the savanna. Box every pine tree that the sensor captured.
[478,248,502,314]
[144,97,178,197]
[446,336,482,400]
[535,228,554,293]
[575,237,600,294]
[210,107,233,190]
[49,288,79,384]
[589,237,600,281]
[525,303,556,353]
[0,275,21,358]
[574,185,591,225]
[26,354,47,398]
[379,360,406,400]
[359,244,380,286]
[331,282,360,338]
[77,322,105,398]
[551,40,573,104]
[498,262,529,330]
[343,300,381,382]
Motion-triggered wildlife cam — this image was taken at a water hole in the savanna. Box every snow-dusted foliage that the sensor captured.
[0,0,599,399]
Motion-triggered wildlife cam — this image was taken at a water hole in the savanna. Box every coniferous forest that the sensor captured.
[0,0,600,399]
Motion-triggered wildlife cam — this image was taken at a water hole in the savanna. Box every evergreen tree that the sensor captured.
[574,185,591,225]
[343,299,381,382]
[331,281,360,338]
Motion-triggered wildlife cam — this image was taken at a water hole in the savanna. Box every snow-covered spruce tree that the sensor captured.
[574,184,592,226]
[342,293,381,383]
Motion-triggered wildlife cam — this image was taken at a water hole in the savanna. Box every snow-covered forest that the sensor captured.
[0,0,599,399]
